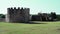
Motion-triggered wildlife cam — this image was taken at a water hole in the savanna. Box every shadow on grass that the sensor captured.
[19,21,47,24]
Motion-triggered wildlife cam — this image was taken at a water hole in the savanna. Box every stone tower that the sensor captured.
[6,7,30,23]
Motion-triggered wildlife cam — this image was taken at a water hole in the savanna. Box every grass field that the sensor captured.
[0,21,60,34]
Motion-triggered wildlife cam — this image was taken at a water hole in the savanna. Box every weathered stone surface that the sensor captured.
[6,7,30,23]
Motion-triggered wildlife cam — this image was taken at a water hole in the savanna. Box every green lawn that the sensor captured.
[0,21,60,34]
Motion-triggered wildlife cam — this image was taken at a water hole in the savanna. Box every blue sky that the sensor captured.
[0,0,60,14]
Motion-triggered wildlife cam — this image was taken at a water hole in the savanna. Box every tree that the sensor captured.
[50,12,57,21]
[0,14,5,18]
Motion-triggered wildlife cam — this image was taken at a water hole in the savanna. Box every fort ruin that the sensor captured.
[6,7,30,23]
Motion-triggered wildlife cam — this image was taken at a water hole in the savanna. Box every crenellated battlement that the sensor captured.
[7,7,29,10]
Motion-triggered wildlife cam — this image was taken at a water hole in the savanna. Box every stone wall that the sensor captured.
[31,13,50,21]
[0,18,5,22]
[6,7,30,23]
